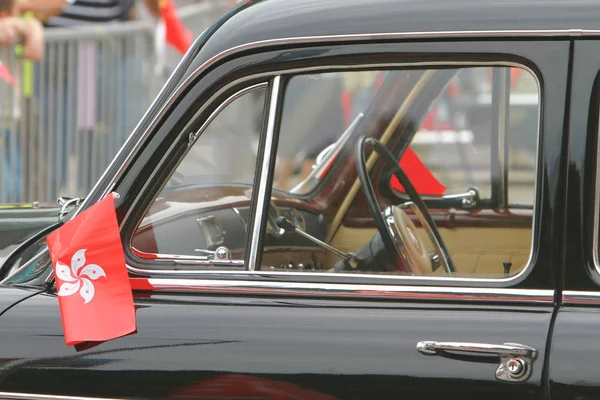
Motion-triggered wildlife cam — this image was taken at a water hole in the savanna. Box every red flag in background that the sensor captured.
[159,0,193,55]
[46,194,136,347]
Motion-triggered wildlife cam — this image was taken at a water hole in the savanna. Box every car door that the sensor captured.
[0,38,568,399]
[548,39,600,400]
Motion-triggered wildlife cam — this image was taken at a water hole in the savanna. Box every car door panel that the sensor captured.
[0,289,552,399]
[547,307,600,400]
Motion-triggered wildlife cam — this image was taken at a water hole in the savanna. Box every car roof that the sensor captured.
[182,0,598,83]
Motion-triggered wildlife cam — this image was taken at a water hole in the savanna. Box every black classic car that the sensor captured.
[0,0,599,398]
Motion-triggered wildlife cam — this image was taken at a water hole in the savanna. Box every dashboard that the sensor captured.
[131,186,329,271]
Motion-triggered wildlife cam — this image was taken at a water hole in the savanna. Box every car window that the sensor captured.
[261,66,540,279]
[131,85,267,262]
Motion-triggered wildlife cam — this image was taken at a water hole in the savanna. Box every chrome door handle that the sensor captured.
[417,341,537,358]
[416,341,538,383]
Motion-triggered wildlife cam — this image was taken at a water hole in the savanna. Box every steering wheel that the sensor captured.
[355,136,455,275]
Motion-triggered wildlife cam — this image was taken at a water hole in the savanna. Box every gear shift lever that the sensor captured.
[276,216,358,268]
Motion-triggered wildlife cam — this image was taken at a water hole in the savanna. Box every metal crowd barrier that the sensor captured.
[0,0,230,204]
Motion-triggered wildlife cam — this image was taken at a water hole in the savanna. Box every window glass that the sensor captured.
[408,68,538,204]
[131,86,267,262]
[409,68,493,199]
[263,67,539,279]
[275,72,383,194]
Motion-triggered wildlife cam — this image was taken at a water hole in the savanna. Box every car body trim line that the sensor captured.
[248,76,282,271]
[0,392,127,400]
[138,278,553,303]
[563,290,600,304]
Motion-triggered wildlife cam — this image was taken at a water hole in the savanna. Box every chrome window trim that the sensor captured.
[141,278,554,304]
[0,392,125,400]
[127,262,538,284]
[123,60,542,286]
[563,290,600,304]
[248,76,282,271]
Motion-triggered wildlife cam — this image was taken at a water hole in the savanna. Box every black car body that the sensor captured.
[0,0,598,399]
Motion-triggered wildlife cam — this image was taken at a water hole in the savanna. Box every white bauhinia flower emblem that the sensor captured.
[55,249,106,304]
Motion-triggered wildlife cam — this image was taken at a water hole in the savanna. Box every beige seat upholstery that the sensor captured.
[329,225,532,277]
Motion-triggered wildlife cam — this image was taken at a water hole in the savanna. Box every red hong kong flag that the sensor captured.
[46,193,136,347]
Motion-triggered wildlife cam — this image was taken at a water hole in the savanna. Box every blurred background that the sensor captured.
[0,0,234,204]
